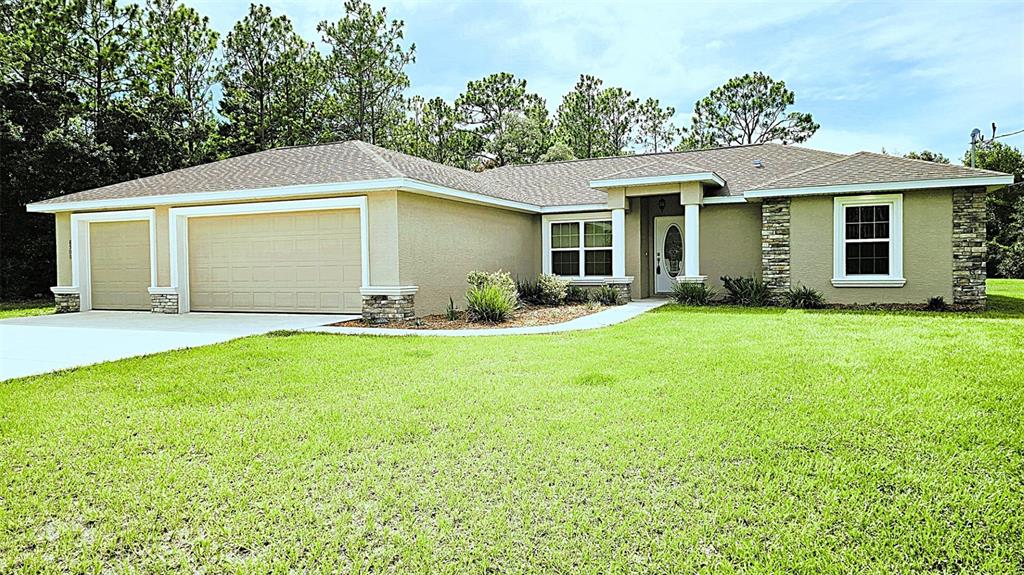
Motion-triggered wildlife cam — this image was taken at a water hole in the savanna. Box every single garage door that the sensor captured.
[90,220,151,310]
[188,209,362,313]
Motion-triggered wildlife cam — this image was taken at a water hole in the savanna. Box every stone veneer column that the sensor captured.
[952,188,987,310]
[761,197,791,296]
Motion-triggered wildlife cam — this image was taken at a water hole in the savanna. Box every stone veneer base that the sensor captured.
[362,294,416,324]
[150,292,180,314]
[53,291,80,313]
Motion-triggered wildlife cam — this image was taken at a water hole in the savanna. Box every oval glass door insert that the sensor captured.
[664,224,682,277]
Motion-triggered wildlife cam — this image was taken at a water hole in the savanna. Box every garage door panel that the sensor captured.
[90,220,150,310]
[188,209,360,313]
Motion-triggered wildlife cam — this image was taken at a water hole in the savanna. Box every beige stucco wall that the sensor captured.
[699,203,763,291]
[55,212,72,286]
[624,205,643,299]
[396,192,539,314]
[790,191,953,304]
[155,206,170,286]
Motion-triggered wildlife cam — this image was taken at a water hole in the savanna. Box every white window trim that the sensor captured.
[832,194,905,287]
[168,196,370,313]
[542,212,618,279]
[67,209,157,311]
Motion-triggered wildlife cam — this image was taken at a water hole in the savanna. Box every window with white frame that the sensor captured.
[833,194,904,286]
[549,220,613,277]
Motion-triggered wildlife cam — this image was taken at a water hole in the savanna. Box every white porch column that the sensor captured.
[683,203,702,280]
[611,208,626,277]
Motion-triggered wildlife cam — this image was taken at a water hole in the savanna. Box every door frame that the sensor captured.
[168,196,369,313]
[652,215,684,294]
[69,209,157,311]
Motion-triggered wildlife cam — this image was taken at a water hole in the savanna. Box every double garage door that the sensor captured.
[88,209,361,314]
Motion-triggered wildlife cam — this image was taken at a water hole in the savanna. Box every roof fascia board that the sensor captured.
[702,196,747,205]
[745,175,1015,198]
[539,203,612,214]
[589,172,726,189]
[27,177,542,214]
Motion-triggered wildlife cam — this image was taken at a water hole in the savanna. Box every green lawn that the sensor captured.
[2,284,1023,573]
[0,299,54,320]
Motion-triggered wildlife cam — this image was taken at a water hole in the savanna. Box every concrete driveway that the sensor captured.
[0,311,354,381]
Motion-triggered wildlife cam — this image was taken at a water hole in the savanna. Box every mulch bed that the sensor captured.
[331,304,607,330]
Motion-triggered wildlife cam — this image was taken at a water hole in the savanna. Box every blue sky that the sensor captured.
[191,0,1024,164]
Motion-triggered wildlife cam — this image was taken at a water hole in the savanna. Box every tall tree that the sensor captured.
[682,71,818,149]
[218,4,323,153]
[138,0,219,162]
[903,150,950,163]
[454,72,551,168]
[963,142,1024,276]
[634,98,680,153]
[396,96,474,168]
[555,74,604,159]
[598,86,638,155]
[318,0,415,145]
[555,75,639,158]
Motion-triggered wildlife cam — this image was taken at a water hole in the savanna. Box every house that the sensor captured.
[27,141,1014,321]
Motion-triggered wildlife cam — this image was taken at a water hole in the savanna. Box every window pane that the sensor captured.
[845,241,889,275]
[551,250,579,276]
[551,223,579,249]
[584,221,612,248]
[845,205,890,241]
[584,250,612,276]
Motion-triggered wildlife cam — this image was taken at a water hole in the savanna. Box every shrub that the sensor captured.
[466,284,517,322]
[536,274,570,305]
[515,277,542,305]
[565,285,591,304]
[926,296,948,311]
[783,285,827,309]
[670,281,717,305]
[593,285,624,306]
[720,276,773,306]
[445,296,459,321]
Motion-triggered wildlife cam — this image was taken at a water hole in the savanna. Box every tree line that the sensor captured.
[0,0,1020,299]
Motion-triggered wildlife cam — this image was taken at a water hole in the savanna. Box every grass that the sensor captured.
[0,299,54,320]
[1,283,1023,573]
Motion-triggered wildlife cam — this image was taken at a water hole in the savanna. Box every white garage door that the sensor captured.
[187,209,362,313]
[90,220,151,310]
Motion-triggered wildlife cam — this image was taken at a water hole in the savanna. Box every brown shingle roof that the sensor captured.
[753,151,1007,191]
[34,140,1010,209]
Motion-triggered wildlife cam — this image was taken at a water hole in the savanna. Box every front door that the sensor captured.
[653,216,684,293]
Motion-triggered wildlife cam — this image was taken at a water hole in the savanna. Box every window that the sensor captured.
[833,194,904,287]
[548,219,613,277]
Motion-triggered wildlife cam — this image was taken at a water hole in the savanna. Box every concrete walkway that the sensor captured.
[0,311,355,381]
[303,298,670,337]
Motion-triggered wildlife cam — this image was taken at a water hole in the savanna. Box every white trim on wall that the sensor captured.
[832,193,905,288]
[746,175,1013,198]
[68,209,157,311]
[168,196,370,313]
[541,212,619,279]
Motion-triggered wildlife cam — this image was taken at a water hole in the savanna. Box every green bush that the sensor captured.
[721,276,773,306]
[783,285,827,309]
[593,285,624,306]
[515,277,542,305]
[671,281,717,305]
[926,296,948,311]
[565,285,591,304]
[466,284,518,322]
[468,270,517,294]
[536,274,569,305]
